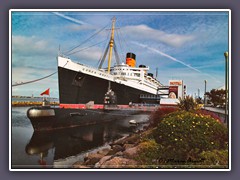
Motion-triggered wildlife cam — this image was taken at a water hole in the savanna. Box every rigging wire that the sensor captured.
[116,29,124,62]
[113,45,121,65]
[97,20,124,68]
[12,71,57,87]
[98,44,109,69]
[96,29,111,67]
[118,28,130,54]
[64,22,111,55]
[67,39,107,56]
[12,62,69,87]
[115,19,125,62]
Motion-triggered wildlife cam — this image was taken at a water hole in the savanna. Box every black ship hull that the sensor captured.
[27,106,152,131]
[58,67,155,105]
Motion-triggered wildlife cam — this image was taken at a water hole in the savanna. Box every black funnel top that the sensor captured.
[126,52,136,60]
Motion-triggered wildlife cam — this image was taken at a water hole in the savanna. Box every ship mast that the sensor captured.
[107,17,116,73]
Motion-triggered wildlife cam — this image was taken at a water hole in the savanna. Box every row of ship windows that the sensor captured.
[82,68,109,78]
[113,68,142,73]
[113,72,140,77]
[114,68,136,71]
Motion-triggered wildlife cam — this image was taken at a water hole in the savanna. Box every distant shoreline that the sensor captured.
[12,95,58,99]
[12,101,59,107]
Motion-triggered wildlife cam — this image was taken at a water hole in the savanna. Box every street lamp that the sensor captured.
[204,80,207,108]
[224,51,228,124]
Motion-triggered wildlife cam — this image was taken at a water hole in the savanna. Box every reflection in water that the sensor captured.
[24,115,149,168]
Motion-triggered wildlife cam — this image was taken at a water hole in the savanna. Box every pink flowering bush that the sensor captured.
[196,109,223,123]
[148,107,179,128]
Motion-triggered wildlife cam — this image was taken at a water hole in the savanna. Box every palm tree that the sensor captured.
[178,95,197,111]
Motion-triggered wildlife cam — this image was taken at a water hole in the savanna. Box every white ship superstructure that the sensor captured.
[58,56,165,95]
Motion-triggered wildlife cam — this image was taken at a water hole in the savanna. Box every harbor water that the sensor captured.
[11,106,150,169]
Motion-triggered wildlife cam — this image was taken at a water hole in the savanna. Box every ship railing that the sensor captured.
[113,75,142,81]
[142,80,159,89]
[158,86,169,90]
[64,56,99,72]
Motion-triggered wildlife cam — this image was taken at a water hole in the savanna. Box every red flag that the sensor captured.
[40,88,50,96]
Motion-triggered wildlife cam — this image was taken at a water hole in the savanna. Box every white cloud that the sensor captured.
[12,66,56,83]
[70,46,104,62]
[12,35,55,56]
[122,24,195,47]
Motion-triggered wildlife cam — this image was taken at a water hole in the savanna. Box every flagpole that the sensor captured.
[49,90,50,106]
[40,88,50,106]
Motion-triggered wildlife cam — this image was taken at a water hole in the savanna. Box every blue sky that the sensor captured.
[11,10,229,98]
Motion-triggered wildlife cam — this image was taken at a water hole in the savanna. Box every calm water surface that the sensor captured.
[11,107,149,169]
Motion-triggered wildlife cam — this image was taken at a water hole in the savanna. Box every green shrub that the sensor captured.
[135,139,160,168]
[153,111,228,163]
[199,150,228,167]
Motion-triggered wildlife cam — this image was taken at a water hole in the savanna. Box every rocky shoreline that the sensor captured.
[72,131,146,169]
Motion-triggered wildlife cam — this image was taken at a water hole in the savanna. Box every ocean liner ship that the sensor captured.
[58,17,168,107]
[27,18,170,131]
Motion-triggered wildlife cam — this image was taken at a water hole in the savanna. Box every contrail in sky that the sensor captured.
[132,41,220,82]
[132,41,201,73]
[52,12,88,25]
